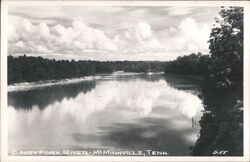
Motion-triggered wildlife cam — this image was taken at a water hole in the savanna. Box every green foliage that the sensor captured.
[192,7,243,156]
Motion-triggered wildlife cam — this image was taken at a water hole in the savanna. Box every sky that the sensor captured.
[8,5,221,61]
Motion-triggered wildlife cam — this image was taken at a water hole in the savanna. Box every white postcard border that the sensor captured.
[1,1,250,162]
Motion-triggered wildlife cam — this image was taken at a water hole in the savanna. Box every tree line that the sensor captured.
[164,52,210,76]
[8,52,211,85]
[8,55,167,84]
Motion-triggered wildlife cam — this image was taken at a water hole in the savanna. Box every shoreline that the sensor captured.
[7,71,152,92]
[8,75,102,92]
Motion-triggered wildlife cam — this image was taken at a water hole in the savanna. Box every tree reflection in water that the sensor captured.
[8,81,96,110]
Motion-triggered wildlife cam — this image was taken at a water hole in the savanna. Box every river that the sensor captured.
[8,73,203,156]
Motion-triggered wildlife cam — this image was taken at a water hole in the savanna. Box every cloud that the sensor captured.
[167,7,194,16]
[7,6,220,60]
[8,18,118,54]
[164,17,210,54]
[180,17,210,50]
[115,22,165,53]
[8,17,165,55]
[8,5,65,20]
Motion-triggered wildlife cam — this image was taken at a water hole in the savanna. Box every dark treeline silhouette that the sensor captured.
[164,52,210,76]
[8,55,166,84]
[192,7,243,156]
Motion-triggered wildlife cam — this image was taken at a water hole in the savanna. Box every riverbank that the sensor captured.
[8,72,155,92]
[8,76,102,92]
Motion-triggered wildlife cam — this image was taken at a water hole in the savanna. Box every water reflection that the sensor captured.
[99,117,198,155]
[8,81,96,110]
[8,74,203,155]
[164,74,201,95]
[101,73,165,83]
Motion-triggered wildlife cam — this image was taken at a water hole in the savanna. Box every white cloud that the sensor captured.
[8,18,118,54]
[115,22,165,53]
[8,18,165,55]
[7,6,220,60]
[164,17,210,54]
[128,22,152,40]
[167,7,194,16]
[8,24,19,42]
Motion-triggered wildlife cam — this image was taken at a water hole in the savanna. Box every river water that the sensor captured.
[8,73,203,156]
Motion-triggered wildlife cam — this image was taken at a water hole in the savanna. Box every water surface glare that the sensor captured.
[8,74,203,156]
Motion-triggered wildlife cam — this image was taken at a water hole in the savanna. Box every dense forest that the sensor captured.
[164,52,210,76]
[192,7,243,156]
[8,51,211,84]
[8,56,166,84]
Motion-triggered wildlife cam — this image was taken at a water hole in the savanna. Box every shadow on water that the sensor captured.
[8,81,96,110]
[71,117,195,156]
[164,74,203,94]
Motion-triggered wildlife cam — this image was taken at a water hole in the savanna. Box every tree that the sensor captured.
[164,52,210,76]
[208,6,243,90]
[192,7,243,156]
